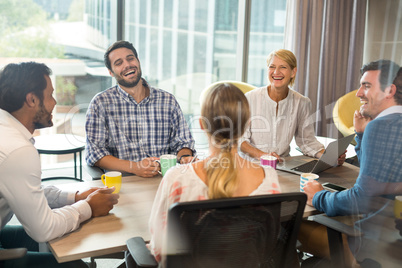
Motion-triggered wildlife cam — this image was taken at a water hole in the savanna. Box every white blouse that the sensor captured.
[240,86,324,160]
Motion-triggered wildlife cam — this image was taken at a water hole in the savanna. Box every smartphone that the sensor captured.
[322,182,347,192]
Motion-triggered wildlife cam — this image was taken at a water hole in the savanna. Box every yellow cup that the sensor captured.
[394,196,402,219]
[101,171,122,193]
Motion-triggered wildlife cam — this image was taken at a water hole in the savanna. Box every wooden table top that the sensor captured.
[48,162,360,263]
[47,175,162,263]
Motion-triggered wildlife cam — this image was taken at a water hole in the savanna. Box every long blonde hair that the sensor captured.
[200,83,250,199]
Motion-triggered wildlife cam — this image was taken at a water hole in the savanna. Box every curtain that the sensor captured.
[284,0,366,138]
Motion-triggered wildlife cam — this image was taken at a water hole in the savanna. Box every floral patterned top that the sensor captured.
[148,163,281,261]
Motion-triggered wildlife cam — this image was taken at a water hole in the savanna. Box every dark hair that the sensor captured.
[360,60,400,91]
[0,62,52,113]
[104,40,139,71]
[393,67,402,105]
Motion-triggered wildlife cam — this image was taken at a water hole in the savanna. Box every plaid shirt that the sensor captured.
[85,79,195,166]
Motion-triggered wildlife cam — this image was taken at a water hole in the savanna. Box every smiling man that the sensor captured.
[86,41,195,177]
[301,60,402,266]
[0,62,119,267]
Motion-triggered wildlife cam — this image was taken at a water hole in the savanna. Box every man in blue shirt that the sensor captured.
[86,41,195,177]
[301,60,402,266]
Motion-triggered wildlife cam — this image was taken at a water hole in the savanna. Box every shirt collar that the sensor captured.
[0,108,34,144]
[117,78,153,104]
[376,105,402,119]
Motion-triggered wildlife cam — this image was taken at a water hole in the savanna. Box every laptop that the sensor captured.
[276,134,355,175]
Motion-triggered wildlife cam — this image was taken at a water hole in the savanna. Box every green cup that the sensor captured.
[160,154,177,176]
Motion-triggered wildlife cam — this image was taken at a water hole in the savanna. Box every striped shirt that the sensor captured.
[85,79,195,166]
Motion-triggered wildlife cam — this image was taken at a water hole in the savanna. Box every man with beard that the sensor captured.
[86,41,195,177]
[0,62,119,267]
[301,60,402,266]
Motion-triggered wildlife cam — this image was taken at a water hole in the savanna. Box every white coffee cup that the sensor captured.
[300,173,319,192]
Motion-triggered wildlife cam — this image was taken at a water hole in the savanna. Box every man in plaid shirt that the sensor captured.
[86,41,195,177]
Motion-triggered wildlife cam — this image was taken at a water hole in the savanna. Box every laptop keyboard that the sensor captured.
[291,160,319,173]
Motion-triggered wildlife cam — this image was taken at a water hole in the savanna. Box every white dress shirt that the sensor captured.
[0,109,91,243]
[240,87,324,160]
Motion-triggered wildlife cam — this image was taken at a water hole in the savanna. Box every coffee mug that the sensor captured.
[160,154,177,176]
[260,155,277,169]
[101,171,122,193]
[394,196,402,219]
[300,173,319,192]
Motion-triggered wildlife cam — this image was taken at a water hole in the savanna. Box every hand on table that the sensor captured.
[258,152,283,163]
[268,152,283,163]
[303,180,324,207]
[86,187,120,217]
[131,157,161,178]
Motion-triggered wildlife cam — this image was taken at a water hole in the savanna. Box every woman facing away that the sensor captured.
[239,49,346,165]
[147,83,281,262]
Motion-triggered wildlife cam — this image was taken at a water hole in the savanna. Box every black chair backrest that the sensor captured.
[163,192,306,268]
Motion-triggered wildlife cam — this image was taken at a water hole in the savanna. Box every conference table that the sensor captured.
[47,162,360,263]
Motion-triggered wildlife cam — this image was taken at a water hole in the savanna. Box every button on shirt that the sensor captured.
[85,80,195,166]
[240,87,324,160]
[0,109,91,243]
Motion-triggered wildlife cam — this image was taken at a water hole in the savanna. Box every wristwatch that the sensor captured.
[177,154,192,164]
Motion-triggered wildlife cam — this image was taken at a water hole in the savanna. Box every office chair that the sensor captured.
[307,196,402,268]
[0,248,27,265]
[125,192,307,268]
[332,90,360,144]
[85,165,104,180]
[306,214,363,268]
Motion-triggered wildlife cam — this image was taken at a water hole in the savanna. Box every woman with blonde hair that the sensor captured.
[240,49,345,164]
[147,83,281,262]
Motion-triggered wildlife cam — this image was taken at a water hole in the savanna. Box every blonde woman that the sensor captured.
[240,49,345,164]
[148,83,281,262]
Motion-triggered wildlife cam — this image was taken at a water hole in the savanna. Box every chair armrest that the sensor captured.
[309,214,363,268]
[126,237,158,268]
[85,165,104,180]
[310,214,363,237]
[0,248,27,261]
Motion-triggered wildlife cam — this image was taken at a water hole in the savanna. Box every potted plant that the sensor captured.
[55,76,77,113]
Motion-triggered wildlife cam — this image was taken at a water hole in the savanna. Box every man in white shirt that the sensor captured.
[0,62,119,267]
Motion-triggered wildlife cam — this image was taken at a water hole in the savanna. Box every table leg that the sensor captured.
[79,150,83,181]
[74,151,77,180]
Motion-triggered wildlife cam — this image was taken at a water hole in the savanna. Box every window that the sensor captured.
[1,0,289,159]
[123,0,287,151]
[248,0,287,86]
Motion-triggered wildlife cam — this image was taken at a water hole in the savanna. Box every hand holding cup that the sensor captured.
[260,155,278,169]
[159,154,177,176]
[101,171,122,193]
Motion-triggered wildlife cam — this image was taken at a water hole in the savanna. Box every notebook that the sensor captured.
[276,134,355,175]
